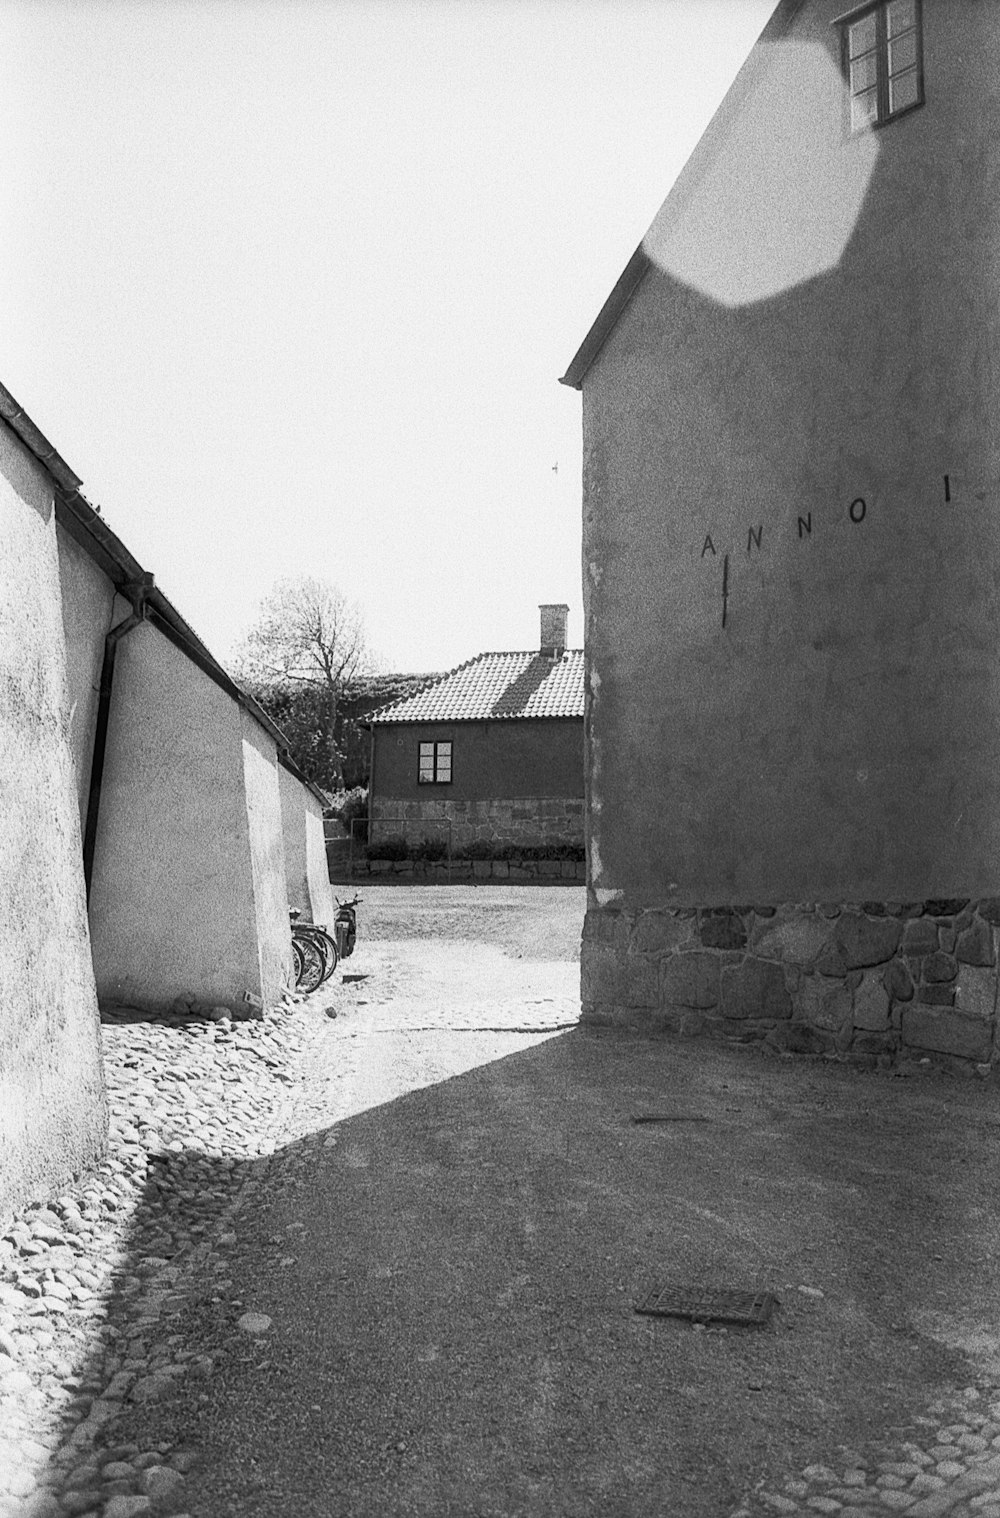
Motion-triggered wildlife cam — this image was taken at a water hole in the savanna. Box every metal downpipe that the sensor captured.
[82,575,154,903]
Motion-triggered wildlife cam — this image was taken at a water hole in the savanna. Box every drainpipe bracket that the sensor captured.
[122,572,155,618]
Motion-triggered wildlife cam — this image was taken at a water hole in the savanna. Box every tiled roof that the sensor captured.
[368,649,584,724]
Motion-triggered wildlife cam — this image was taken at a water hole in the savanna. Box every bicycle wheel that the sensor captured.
[291,939,304,987]
[305,926,338,982]
[293,930,325,994]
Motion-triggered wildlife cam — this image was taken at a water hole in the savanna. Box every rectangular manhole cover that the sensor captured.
[635,1286,778,1325]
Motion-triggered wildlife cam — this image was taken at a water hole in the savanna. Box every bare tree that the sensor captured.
[233,576,371,789]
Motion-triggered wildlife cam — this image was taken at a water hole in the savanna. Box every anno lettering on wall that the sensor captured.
[698,475,957,628]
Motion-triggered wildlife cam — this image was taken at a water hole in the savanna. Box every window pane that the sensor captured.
[849,15,877,57]
[436,767,451,784]
[887,0,916,36]
[850,53,878,94]
[419,742,434,760]
[888,32,917,75]
[851,88,880,130]
[889,67,919,112]
[419,764,434,780]
[437,742,452,760]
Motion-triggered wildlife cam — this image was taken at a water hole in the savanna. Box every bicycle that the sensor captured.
[289,910,338,994]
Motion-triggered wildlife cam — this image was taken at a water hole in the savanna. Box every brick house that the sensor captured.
[367,605,584,855]
[561,0,1000,1065]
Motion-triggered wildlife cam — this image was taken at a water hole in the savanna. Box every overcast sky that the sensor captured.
[0,0,773,674]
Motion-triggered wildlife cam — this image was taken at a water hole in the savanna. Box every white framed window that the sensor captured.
[841,0,923,133]
[418,739,452,784]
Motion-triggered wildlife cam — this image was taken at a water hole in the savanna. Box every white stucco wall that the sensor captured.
[0,420,107,1217]
[54,524,118,821]
[279,762,334,926]
[241,709,295,1006]
[304,790,334,927]
[88,620,291,1010]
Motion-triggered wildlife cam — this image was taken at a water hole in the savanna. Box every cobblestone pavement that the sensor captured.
[734,1389,1000,1517]
[0,992,330,1518]
[4,970,1000,1515]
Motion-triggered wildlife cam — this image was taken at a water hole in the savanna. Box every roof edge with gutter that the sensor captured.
[0,382,326,806]
[559,0,808,391]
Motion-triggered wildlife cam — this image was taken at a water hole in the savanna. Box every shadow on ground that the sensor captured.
[42,1028,1000,1518]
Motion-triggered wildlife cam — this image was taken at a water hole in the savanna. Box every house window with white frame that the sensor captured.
[418,740,452,784]
[842,0,923,133]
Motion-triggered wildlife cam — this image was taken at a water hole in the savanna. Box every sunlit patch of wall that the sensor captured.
[642,39,879,306]
[88,624,294,1014]
[278,760,335,926]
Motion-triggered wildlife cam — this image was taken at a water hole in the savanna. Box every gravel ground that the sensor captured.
[5,887,1000,1516]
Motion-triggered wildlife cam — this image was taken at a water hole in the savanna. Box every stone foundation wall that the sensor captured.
[330,855,585,883]
[371,796,584,851]
[581,898,1000,1068]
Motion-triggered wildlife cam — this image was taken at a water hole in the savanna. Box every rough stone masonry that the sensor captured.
[581,898,1000,1070]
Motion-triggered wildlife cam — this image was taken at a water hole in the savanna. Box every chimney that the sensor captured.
[539,603,569,659]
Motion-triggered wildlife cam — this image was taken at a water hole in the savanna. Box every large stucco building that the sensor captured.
[1,382,332,1219]
[562,0,1000,1063]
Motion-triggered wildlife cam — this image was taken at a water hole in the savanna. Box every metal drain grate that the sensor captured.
[634,1286,778,1325]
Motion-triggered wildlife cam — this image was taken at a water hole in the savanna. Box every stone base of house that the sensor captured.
[331,855,586,883]
[371,796,584,851]
[581,898,1000,1069]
